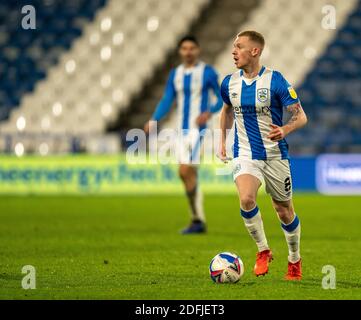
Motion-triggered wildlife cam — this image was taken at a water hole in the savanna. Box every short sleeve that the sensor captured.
[151,69,176,121]
[205,65,219,84]
[204,65,223,114]
[272,71,299,107]
[221,75,232,106]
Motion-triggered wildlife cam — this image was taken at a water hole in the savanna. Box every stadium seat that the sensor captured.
[0,0,210,154]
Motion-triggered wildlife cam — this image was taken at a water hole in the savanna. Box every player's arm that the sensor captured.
[268,71,308,142]
[217,74,234,161]
[196,66,223,126]
[144,70,176,134]
[220,102,234,142]
[218,103,234,162]
[268,102,307,141]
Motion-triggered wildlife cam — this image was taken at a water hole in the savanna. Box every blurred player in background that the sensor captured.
[144,36,223,234]
[219,31,307,280]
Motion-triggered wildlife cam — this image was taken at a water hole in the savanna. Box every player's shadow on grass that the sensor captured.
[237,281,258,287]
[293,278,361,289]
[0,273,22,281]
[336,281,361,289]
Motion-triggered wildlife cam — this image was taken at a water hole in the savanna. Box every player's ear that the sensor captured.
[251,47,260,57]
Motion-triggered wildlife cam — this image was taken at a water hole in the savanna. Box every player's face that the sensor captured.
[232,36,258,69]
[179,41,200,65]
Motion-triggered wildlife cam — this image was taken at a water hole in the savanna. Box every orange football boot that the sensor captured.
[254,249,273,276]
[285,259,302,281]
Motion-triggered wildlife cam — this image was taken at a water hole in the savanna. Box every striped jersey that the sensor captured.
[221,66,300,160]
[152,61,223,132]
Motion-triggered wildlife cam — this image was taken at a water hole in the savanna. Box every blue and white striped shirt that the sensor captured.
[221,66,300,160]
[152,61,223,132]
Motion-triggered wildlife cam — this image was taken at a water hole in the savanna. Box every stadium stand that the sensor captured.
[295,0,361,154]
[0,0,107,121]
[0,0,210,154]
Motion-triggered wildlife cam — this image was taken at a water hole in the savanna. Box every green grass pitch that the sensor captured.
[0,193,361,299]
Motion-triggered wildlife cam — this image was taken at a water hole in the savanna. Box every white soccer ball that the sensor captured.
[209,252,244,283]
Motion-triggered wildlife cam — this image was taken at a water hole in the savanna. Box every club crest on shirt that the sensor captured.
[257,88,269,103]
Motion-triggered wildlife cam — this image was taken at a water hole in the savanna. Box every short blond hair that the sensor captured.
[237,30,265,48]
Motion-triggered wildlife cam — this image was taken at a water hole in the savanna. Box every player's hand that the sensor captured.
[268,124,288,141]
[144,120,156,135]
[196,111,211,126]
[143,121,150,135]
[217,142,231,163]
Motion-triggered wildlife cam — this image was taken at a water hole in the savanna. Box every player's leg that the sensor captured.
[272,198,302,280]
[233,159,273,276]
[263,159,302,280]
[178,164,206,234]
[235,174,269,251]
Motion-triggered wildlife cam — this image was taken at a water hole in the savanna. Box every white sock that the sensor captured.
[186,185,205,222]
[241,205,269,252]
[281,215,301,263]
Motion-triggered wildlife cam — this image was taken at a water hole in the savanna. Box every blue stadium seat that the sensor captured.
[0,0,107,121]
[296,2,361,153]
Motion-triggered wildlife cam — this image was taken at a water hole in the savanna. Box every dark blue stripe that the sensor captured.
[201,67,209,113]
[270,72,289,160]
[221,74,231,106]
[281,215,300,232]
[278,140,289,160]
[219,253,236,263]
[182,74,192,130]
[233,122,239,158]
[190,132,204,162]
[199,69,208,131]
[241,81,267,160]
[240,206,259,219]
[258,66,266,77]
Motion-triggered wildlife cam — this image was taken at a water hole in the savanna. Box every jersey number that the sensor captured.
[284,177,291,192]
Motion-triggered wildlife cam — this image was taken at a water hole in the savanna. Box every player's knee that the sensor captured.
[273,201,294,223]
[240,195,256,211]
[277,210,291,223]
[178,166,189,181]
[178,165,195,182]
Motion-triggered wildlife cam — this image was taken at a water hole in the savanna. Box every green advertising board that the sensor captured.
[0,155,240,195]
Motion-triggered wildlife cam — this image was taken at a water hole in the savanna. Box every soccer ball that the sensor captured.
[209,252,244,283]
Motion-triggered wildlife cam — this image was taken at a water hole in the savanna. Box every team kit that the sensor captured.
[144,30,308,282]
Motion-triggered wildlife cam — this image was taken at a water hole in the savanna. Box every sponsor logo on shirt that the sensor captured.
[233,105,271,116]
